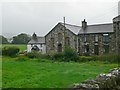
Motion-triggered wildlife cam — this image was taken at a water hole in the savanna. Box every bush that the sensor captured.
[51,52,64,61]
[26,51,42,58]
[63,47,79,62]
[2,46,20,57]
[47,47,79,62]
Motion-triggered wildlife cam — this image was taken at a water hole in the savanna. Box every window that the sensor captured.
[94,35,98,42]
[50,38,54,49]
[58,33,62,43]
[65,37,70,47]
[103,34,109,43]
[84,35,89,42]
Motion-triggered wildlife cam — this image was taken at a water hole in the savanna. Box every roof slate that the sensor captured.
[79,23,113,34]
[28,37,45,44]
[61,23,81,35]
[61,22,113,34]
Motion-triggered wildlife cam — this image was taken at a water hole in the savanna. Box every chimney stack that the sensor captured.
[82,19,87,30]
[32,32,38,41]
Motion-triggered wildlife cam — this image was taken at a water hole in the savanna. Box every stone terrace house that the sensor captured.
[28,15,120,55]
[78,20,114,56]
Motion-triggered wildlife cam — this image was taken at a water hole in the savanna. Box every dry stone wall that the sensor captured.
[72,68,120,90]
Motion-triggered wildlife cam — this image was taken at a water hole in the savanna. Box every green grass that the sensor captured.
[2,56,118,88]
[1,44,27,51]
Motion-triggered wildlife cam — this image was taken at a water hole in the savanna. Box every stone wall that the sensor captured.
[72,68,120,90]
[113,15,120,54]
[78,33,116,56]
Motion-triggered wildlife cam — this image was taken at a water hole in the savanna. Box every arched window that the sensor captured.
[65,37,70,47]
[58,33,62,43]
[50,38,54,50]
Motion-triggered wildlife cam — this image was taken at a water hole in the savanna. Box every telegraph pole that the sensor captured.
[63,17,66,48]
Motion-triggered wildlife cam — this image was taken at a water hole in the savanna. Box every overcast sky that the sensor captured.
[0,0,120,38]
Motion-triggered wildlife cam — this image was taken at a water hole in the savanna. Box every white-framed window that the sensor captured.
[103,34,109,43]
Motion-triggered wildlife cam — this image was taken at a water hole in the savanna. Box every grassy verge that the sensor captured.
[2,56,118,88]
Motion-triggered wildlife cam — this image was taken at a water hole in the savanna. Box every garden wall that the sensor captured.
[72,67,120,90]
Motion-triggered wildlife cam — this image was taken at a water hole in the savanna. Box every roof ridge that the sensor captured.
[60,22,80,27]
[60,22,112,27]
[87,23,112,26]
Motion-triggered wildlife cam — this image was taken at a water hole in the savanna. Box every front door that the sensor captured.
[58,43,62,52]
[94,45,99,55]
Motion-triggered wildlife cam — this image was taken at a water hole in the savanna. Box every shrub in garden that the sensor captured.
[2,46,20,57]
[26,51,42,58]
[51,52,64,61]
[63,47,79,62]
[47,47,79,62]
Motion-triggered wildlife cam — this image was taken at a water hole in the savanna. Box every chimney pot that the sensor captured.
[82,19,87,30]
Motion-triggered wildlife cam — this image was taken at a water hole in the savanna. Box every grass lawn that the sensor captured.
[1,44,27,51]
[2,56,118,88]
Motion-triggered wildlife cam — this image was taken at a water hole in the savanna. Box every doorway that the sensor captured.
[57,43,62,52]
[94,45,99,55]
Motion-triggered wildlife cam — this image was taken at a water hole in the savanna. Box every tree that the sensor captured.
[12,33,31,44]
[0,35,9,44]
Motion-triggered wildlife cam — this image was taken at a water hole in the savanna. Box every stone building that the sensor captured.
[45,15,120,55]
[27,15,120,55]
[78,20,114,55]
[45,23,79,54]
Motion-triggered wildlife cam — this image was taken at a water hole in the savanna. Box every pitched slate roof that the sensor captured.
[60,23,81,35]
[79,23,113,34]
[28,37,45,44]
[60,22,113,34]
